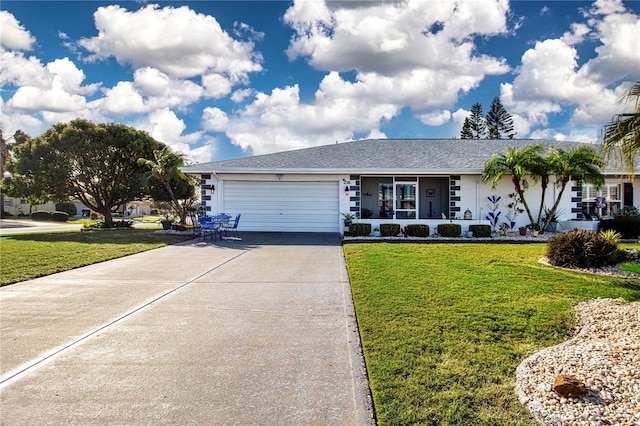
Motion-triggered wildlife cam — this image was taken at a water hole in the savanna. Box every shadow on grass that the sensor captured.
[609,279,640,295]
[1,230,192,245]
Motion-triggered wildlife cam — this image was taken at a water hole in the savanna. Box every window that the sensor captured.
[361,176,445,219]
[378,183,393,218]
[395,182,416,219]
[4,198,13,207]
[582,184,621,218]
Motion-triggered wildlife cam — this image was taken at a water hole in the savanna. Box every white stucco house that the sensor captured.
[180,139,638,234]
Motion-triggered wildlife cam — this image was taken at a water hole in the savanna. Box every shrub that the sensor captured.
[85,219,134,229]
[405,224,430,237]
[51,211,69,222]
[437,223,461,237]
[55,201,77,216]
[468,224,491,238]
[113,220,133,228]
[546,229,622,268]
[599,217,640,239]
[348,223,371,237]
[380,223,401,237]
[615,206,639,217]
[31,211,52,221]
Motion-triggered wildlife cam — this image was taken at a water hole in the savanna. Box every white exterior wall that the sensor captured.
[458,175,577,230]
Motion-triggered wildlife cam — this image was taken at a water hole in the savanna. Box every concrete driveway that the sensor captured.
[0,233,374,425]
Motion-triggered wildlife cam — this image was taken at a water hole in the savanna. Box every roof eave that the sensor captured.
[180,167,485,176]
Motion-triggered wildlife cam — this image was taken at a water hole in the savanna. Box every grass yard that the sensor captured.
[0,230,194,286]
[344,242,640,425]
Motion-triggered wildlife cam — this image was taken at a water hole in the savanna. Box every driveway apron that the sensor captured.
[0,233,373,425]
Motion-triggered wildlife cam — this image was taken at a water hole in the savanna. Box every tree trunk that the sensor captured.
[102,209,113,225]
[513,175,536,224]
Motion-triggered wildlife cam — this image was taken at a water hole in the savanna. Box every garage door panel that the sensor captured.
[223,181,339,232]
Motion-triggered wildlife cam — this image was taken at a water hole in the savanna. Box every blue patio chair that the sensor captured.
[198,216,215,240]
[221,214,241,238]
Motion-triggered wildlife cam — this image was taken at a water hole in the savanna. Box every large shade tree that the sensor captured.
[139,147,195,224]
[602,81,640,177]
[3,119,166,224]
[482,144,545,225]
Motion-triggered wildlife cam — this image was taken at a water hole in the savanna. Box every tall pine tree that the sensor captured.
[462,103,487,139]
[460,117,473,139]
[486,97,516,139]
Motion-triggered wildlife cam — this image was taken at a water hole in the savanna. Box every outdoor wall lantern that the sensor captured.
[344,186,350,196]
[211,184,215,194]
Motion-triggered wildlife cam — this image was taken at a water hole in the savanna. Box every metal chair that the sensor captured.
[221,214,241,239]
[198,216,215,240]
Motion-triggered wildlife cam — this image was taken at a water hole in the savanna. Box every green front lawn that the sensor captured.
[0,230,194,286]
[344,242,640,425]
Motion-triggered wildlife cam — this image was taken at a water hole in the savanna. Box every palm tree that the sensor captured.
[528,152,553,227]
[602,81,640,177]
[481,144,544,225]
[541,146,604,232]
[138,147,188,224]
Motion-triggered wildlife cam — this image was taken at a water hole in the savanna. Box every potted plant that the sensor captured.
[342,212,356,226]
[542,207,564,232]
[160,214,172,231]
[372,227,381,237]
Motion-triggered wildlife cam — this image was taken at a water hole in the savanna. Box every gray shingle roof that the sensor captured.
[180,138,632,175]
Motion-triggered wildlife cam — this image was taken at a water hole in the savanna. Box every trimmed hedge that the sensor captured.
[349,223,371,237]
[468,224,491,238]
[31,211,52,221]
[51,211,69,222]
[55,201,77,217]
[380,223,401,237]
[437,223,461,237]
[405,224,430,237]
[599,217,640,239]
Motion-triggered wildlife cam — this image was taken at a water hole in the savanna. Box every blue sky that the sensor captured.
[1,0,639,164]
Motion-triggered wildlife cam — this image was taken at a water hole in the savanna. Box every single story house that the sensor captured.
[180,139,638,234]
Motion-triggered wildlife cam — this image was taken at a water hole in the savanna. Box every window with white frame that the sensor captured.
[582,184,622,218]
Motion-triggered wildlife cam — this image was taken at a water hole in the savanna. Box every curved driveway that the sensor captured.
[0,232,374,425]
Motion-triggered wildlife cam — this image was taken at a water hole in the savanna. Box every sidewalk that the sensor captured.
[0,233,374,425]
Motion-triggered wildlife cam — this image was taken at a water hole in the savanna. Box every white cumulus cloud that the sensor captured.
[201,107,229,132]
[0,11,35,50]
[78,4,262,81]
[501,0,640,139]
[223,0,512,155]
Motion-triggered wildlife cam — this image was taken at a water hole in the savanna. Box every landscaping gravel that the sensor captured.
[515,298,640,426]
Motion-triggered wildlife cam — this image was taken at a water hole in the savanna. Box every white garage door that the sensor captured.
[223,181,340,232]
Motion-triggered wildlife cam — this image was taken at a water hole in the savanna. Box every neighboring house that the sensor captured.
[2,197,57,217]
[180,139,638,234]
[2,197,155,218]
